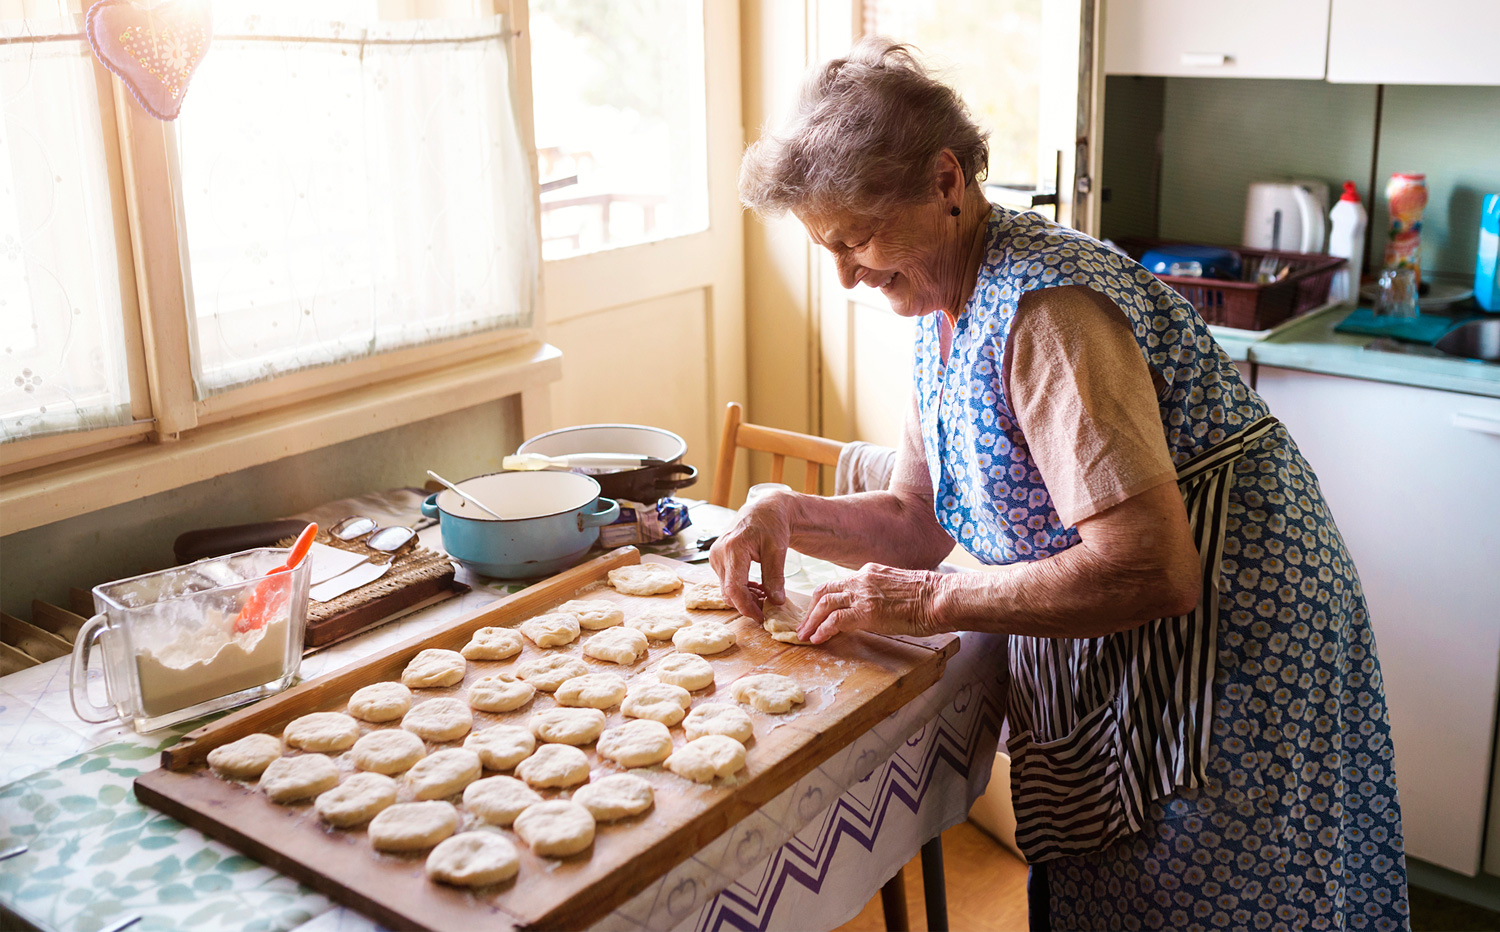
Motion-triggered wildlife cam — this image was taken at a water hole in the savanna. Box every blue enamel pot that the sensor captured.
[420,472,619,579]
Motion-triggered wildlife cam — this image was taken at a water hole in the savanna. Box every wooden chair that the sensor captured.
[709,402,845,507]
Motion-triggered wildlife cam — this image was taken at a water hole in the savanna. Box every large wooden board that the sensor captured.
[135,547,958,932]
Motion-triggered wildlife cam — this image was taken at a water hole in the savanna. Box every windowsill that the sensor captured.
[0,341,562,536]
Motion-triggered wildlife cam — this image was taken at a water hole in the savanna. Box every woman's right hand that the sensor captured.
[709,490,797,621]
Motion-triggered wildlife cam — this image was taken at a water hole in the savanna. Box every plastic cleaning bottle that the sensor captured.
[1327,180,1368,303]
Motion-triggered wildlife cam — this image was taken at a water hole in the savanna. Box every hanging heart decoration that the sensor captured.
[85,0,212,121]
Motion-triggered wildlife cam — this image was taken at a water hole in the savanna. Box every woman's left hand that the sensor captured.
[798,563,946,644]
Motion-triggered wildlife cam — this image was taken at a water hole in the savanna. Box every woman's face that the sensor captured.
[796,197,960,318]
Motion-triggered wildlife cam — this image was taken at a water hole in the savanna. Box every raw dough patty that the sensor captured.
[762,596,816,645]
[626,607,691,640]
[595,719,673,768]
[581,626,649,665]
[460,627,523,661]
[529,707,606,745]
[406,748,482,800]
[347,682,413,723]
[665,735,747,784]
[464,725,535,771]
[682,703,754,744]
[402,698,474,742]
[467,672,535,713]
[426,831,520,887]
[621,682,692,726]
[559,599,625,630]
[315,772,397,827]
[401,649,467,688]
[513,800,596,857]
[351,729,427,774]
[368,801,460,852]
[208,733,282,780]
[654,653,715,691]
[283,712,360,753]
[683,581,733,611]
[608,563,683,596]
[514,744,591,788]
[571,773,654,821]
[554,672,627,710]
[259,754,340,803]
[518,612,581,648]
[731,674,806,713]
[463,775,542,826]
[672,621,735,655]
[516,654,589,692]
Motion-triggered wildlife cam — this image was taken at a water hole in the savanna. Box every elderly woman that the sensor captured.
[716,40,1409,932]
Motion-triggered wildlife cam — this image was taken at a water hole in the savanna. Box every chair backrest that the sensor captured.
[710,403,844,507]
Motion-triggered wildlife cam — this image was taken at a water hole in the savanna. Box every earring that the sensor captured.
[950,206,961,217]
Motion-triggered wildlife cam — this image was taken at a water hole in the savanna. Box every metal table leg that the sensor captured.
[921,836,948,932]
[880,867,911,931]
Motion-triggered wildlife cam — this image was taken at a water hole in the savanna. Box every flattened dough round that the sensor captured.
[468,672,535,713]
[401,649,467,688]
[626,607,691,640]
[559,599,624,630]
[621,682,692,726]
[464,725,535,771]
[654,653,715,691]
[513,800,596,857]
[554,672,627,709]
[259,754,339,803]
[315,772,397,827]
[731,674,805,713]
[581,626,648,665]
[608,563,683,596]
[368,801,459,852]
[682,703,754,744]
[460,626,523,661]
[516,653,589,692]
[529,707,606,745]
[683,581,732,611]
[402,698,474,742]
[407,748,482,800]
[519,612,580,648]
[208,733,282,780]
[762,599,816,645]
[283,712,360,752]
[672,621,735,655]
[665,735,747,784]
[515,743,590,788]
[571,773,654,822]
[351,728,427,774]
[426,831,520,886]
[596,719,673,768]
[463,775,542,825]
[347,682,413,723]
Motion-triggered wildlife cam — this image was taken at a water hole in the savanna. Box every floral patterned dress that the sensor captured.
[914,206,1410,930]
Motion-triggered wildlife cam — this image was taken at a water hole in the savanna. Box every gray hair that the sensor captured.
[739,38,989,220]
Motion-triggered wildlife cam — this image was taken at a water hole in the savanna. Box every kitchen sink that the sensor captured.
[1434,318,1500,362]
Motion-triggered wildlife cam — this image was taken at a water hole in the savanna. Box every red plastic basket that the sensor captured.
[1123,241,1346,331]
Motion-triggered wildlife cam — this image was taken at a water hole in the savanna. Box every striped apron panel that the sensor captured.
[1007,415,1280,863]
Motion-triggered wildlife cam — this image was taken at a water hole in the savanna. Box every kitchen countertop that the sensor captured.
[1211,303,1500,399]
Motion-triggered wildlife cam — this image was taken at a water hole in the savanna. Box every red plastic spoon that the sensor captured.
[233,522,317,633]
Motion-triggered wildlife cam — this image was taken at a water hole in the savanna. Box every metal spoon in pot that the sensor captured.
[426,470,505,520]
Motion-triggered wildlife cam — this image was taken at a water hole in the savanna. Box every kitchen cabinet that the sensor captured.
[1255,366,1500,876]
[1104,0,1330,79]
[1326,0,1500,86]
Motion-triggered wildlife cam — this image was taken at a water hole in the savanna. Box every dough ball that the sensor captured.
[596,719,673,768]
[665,735,746,784]
[518,612,580,648]
[762,599,815,645]
[367,801,459,852]
[259,754,339,803]
[683,582,733,611]
[682,703,754,744]
[347,682,414,723]
[406,748,482,800]
[467,672,536,713]
[464,725,535,771]
[581,626,649,665]
[513,800,596,858]
[459,627,523,661]
[654,653,715,691]
[402,698,474,742]
[621,682,692,726]
[462,775,542,826]
[315,772,397,827]
[529,707,607,746]
[283,712,360,752]
[571,773,654,822]
[672,621,735,655]
[730,673,806,713]
[207,733,282,780]
[608,563,683,596]
[426,831,520,887]
[514,743,591,788]
[626,607,691,640]
[401,649,467,688]
[516,653,589,692]
[559,599,625,630]
[351,728,427,774]
[554,672,628,710]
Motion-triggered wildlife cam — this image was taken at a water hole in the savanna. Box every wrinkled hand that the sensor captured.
[798,563,945,645]
[710,492,795,621]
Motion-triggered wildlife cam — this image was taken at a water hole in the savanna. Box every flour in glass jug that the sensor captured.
[134,606,291,718]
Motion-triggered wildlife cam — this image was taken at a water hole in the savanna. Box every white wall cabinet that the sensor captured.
[1327,0,1500,85]
[1104,0,1330,79]
[1255,366,1500,876]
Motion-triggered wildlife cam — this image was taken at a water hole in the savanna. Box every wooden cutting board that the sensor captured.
[135,547,958,932]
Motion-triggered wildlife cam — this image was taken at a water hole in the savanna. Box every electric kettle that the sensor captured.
[1243,181,1329,253]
